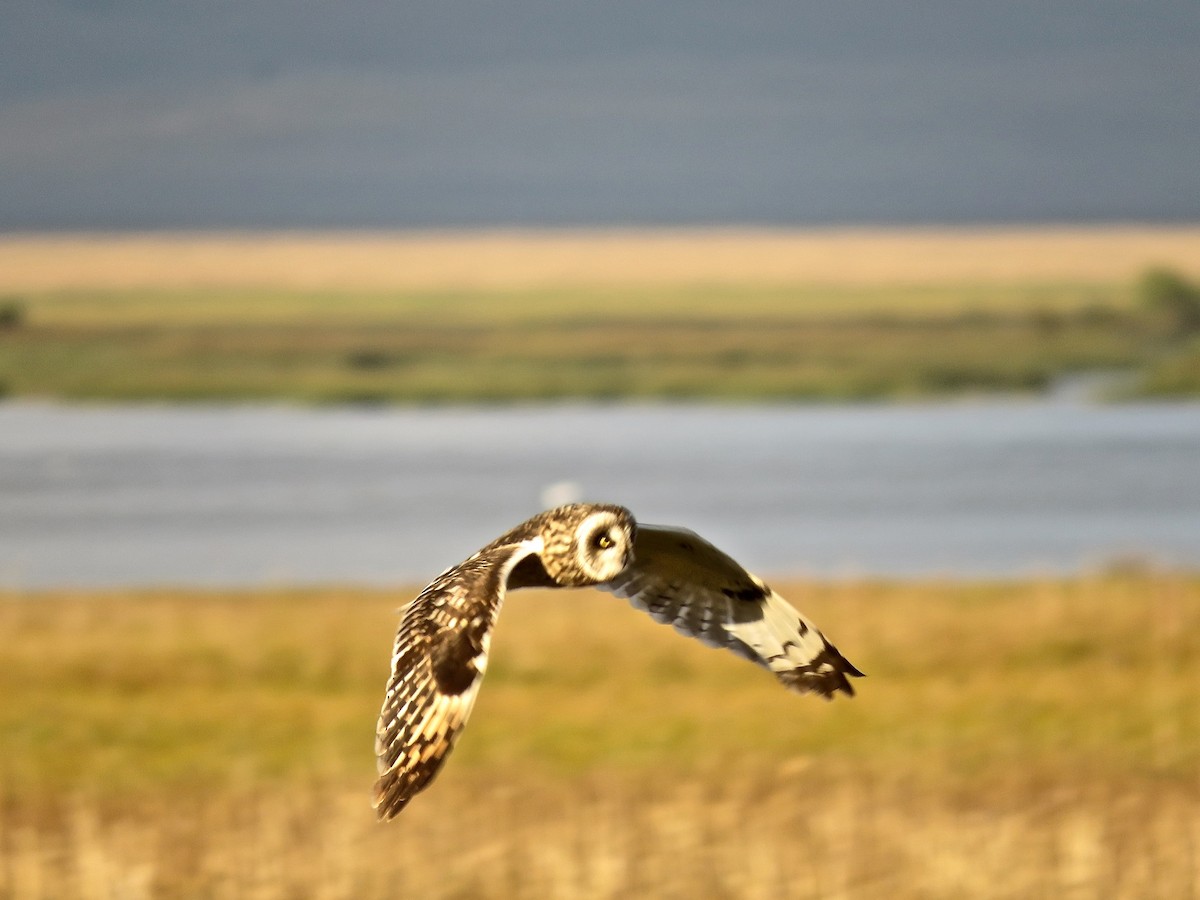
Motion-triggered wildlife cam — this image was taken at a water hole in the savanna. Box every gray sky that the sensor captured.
[2,1,1198,229]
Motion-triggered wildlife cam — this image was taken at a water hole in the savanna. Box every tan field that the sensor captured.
[4,226,1200,291]
[1,576,1197,898]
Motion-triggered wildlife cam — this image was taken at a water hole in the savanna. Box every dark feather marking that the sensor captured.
[421,547,518,694]
[776,640,866,698]
[721,584,768,602]
[646,591,680,625]
[430,625,483,694]
[507,552,556,590]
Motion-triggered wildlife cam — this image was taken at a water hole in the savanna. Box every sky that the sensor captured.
[2,1,1198,230]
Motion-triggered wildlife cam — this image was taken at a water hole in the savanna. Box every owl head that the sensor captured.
[537,503,635,587]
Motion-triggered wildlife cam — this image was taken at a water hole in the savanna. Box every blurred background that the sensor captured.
[1,3,1199,898]
[3,1,1199,228]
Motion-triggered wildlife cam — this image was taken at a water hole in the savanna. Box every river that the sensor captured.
[1,399,1198,587]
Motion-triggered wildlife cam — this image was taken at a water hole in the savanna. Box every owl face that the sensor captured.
[539,504,635,586]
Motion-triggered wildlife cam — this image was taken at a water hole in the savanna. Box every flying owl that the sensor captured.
[373,503,863,819]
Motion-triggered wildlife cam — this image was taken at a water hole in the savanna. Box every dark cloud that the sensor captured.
[2,1,1198,228]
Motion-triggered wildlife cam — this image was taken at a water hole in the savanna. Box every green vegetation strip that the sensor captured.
[1,271,1199,402]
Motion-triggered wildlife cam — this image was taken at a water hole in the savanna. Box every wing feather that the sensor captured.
[372,537,542,820]
[602,524,863,698]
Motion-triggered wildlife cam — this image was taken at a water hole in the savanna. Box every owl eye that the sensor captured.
[593,532,615,550]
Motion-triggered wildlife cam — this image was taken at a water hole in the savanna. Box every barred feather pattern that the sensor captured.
[372,539,540,820]
[603,524,864,699]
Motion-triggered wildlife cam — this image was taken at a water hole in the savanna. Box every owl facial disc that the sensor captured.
[574,510,632,582]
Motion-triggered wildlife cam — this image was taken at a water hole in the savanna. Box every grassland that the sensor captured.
[1,576,1197,898]
[2,227,1200,402]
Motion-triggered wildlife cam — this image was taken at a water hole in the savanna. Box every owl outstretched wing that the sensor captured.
[372,538,541,820]
[600,524,863,698]
[373,504,861,820]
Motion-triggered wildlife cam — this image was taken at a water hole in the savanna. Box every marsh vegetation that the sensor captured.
[1,281,1197,403]
[2,229,1200,402]
[1,576,1196,897]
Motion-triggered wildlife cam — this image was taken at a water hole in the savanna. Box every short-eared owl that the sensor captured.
[373,503,862,819]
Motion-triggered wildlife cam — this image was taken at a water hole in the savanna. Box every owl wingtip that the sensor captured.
[778,651,865,699]
[372,776,411,821]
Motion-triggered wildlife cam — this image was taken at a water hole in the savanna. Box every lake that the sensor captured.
[1,399,1198,588]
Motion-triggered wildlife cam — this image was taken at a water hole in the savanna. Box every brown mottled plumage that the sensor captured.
[373,503,862,819]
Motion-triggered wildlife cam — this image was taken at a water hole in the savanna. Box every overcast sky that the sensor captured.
[2,1,1197,230]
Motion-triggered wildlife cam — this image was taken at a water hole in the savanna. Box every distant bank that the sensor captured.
[2,226,1200,402]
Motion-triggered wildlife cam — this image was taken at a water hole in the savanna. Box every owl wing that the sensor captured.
[372,538,542,820]
[600,524,863,698]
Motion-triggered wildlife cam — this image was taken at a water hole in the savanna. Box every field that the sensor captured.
[2,227,1200,401]
[5,228,1200,291]
[2,576,1197,898]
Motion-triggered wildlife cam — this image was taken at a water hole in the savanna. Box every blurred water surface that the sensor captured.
[1,400,1198,588]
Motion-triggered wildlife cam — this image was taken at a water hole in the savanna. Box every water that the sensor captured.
[1,400,1198,588]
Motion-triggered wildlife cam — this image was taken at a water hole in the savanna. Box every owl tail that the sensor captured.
[727,591,864,699]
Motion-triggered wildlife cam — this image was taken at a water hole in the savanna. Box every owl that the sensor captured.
[373,503,863,819]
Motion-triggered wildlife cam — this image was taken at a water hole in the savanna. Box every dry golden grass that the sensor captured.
[1,576,1197,898]
[3,773,1197,899]
[4,226,1200,291]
